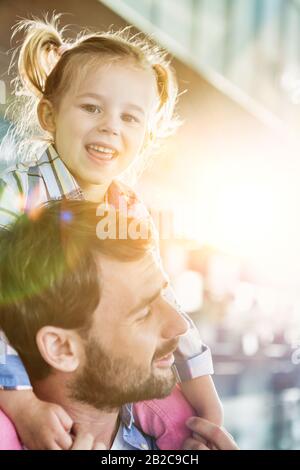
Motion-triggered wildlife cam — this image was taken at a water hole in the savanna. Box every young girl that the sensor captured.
[0,14,223,450]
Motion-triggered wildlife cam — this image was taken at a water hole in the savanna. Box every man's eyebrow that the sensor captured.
[129,281,169,317]
[77,93,145,115]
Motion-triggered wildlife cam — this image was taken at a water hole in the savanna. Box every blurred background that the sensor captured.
[1,0,300,449]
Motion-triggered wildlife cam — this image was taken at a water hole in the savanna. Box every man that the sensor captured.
[0,200,239,451]
[0,200,189,450]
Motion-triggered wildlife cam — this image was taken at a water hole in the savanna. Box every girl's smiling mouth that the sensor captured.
[85,143,119,163]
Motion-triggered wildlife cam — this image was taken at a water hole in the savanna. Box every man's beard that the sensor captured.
[68,338,177,412]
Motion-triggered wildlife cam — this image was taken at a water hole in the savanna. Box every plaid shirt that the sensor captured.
[0,143,213,389]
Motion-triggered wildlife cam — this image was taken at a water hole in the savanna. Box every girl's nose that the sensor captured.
[97,113,120,136]
[98,125,119,136]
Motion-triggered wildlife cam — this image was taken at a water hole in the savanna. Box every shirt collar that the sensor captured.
[38,144,85,200]
[117,404,155,451]
[121,403,135,429]
[38,144,135,206]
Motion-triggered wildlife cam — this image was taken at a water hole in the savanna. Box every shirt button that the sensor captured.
[140,443,149,450]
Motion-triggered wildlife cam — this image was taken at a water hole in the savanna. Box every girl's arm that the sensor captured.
[0,389,73,450]
[179,375,224,426]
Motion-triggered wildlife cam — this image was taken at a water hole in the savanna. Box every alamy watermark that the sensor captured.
[0,80,6,105]
[95,201,152,240]
[89,198,206,241]
[291,340,300,365]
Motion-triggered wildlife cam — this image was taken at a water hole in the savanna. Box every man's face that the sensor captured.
[69,251,189,411]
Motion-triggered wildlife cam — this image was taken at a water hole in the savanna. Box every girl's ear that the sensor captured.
[37,99,56,133]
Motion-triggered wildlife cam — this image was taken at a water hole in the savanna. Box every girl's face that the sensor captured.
[50,60,158,191]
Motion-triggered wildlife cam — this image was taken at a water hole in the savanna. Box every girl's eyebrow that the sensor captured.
[77,92,145,115]
[77,92,105,100]
[125,104,145,116]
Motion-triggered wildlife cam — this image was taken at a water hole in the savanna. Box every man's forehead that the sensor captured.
[92,252,164,320]
[98,251,161,283]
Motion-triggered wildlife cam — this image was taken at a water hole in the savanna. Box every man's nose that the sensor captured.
[160,295,189,341]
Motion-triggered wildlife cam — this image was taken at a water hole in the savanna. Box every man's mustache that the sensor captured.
[153,339,179,361]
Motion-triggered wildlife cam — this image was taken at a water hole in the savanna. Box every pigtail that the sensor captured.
[0,13,66,165]
[152,63,179,136]
[15,15,64,98]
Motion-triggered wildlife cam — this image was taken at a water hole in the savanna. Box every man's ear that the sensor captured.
[36,327,81,373]
[37,99,56,133]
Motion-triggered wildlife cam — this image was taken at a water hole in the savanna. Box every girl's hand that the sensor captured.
[183,417,239,450]
[71,424,106,450]
[0,390,73,449]
[21,399,73,450]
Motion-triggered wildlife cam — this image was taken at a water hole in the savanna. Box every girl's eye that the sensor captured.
[81,104,102,114]
[122,113,140,123]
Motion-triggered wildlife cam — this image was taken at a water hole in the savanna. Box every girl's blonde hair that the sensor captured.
[1,13,180,181]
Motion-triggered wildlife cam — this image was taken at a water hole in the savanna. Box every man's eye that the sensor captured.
[81,104,102,114]
[122,113,140,123]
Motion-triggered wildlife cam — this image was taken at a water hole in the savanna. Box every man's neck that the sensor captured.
[33,375,120,449]
[63,402,120,449]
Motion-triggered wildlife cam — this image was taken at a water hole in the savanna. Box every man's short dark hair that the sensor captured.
[0,200,153,380]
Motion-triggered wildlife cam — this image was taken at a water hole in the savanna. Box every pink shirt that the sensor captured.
[133,385,195,450]
[0,409,22,450]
